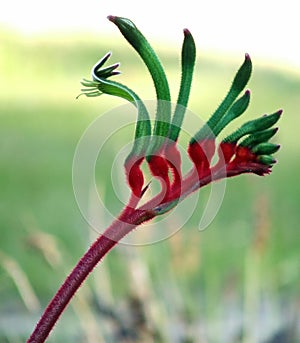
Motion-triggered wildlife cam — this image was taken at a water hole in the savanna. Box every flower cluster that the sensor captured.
[79,15,281,215]
[27,16,282,343]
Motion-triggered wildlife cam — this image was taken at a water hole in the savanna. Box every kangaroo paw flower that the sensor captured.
[78,16,282,212]
[26,16,284,343]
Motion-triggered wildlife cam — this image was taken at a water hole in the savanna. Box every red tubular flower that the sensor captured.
[125,156,145,198]
[187,139,216,179]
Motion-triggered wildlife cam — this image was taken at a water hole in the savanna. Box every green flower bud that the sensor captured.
[169,29,196,142]
[223,110,282,143]
[252,142,280,155]
[257,155,277,165]
[213,90,251,136]
[239,128,278,148]
[108,16,171,156]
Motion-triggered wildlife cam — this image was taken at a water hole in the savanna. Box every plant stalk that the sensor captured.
[27,165,214,342]
[27,207,155,343]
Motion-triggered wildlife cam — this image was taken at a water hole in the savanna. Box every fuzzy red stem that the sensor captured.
[27,207,155,343]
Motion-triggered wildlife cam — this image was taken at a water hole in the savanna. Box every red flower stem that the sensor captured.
[27,206,155,343]
[27,162,228,343]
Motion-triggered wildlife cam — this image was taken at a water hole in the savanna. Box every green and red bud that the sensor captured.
[109,16,171,156]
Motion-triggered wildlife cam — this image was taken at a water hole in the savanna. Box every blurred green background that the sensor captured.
[0,27,299,343]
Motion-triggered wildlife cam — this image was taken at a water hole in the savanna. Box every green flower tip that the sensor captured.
[107,15,114,21]
[252,142,281,155]
[183,28,191,36]
[231,53,252,95]
[107,15,137,31]
[224,109,282,145]
[92,52,120,80]
[257,155,277,165]
[76,52,122,99]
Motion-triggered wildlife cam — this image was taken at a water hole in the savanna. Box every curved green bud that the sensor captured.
[191,54,252,143]
[223,110,282,143]
[79,53,151,158]
[97,81,151,157]
[92,52,121,78]
[169,29,196,142]
[108,16,171,156]
[252,142,280,155]
[213,90,251,136]
[107,16,170,103]
[230,53,252,94]
[239,110,282,134]
[239,128,278,148]
[257,155,277,165]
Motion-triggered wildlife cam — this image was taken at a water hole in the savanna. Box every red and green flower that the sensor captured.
[28,16,282,342]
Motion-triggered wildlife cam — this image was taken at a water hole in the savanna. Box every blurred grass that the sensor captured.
[0,28,299,342]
